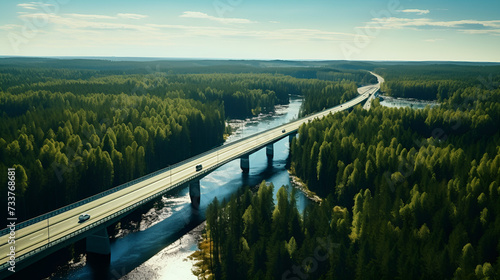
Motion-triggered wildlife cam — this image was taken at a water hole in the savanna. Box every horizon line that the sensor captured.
[1,55,500,64]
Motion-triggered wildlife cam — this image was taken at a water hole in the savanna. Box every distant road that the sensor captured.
[358,72,384,111]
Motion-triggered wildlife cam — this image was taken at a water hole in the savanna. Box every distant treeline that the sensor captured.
[0,57,377,85]
[376,65,500,101]
[0,57,378,74]
[0,68,373,118]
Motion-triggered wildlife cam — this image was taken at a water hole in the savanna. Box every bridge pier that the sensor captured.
[189,180,201,209]
[240,154,250,173]
[86,228,111,261]
[266,144,274,160]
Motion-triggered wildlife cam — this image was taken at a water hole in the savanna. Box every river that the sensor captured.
[40,96,309,280]
[378,95,439,109]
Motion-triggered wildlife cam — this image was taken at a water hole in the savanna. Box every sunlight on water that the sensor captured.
[378,96,439,109]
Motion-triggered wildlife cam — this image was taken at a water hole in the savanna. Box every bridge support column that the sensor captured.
[240,154,250,173]
[86,228,111,260]
[189,180,201,209]
[266,144,274,160]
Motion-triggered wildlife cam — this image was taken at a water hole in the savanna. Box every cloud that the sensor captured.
[460,29,500,35]
[424,38,443,42]
[64,13,148,20]
[66,14,117,20]
[180,11,255,24]
[398,9,430,15]
[117,13,148,20]
[17,2,54,10]
[147,24,371,41]
[4,8,372,54]
[362,17,500,35]
[17,4,37,10]
[0,24,23,30]
[18,13,156,32]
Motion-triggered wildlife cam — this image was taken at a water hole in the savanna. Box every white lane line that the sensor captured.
[30,233,44,240]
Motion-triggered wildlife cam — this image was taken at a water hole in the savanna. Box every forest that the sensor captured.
[2,58,499,279]
[375,64,500,102]
[0,61,369,222]
[193,65,500,279]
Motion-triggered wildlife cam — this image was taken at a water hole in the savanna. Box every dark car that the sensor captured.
[78,213,90,223]
[282,129,286,133]
[196,164,203,171]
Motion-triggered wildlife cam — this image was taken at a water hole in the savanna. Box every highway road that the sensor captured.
[0,73,383,272]
[358,72,384,111]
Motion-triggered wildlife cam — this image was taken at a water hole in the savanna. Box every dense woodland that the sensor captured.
[194,65,500,279]
[192,183,305,280]
[0,61,369,221]
[3,59,499,279]
[0,89,225,219]
[299,80,358,116]
[376,65,500,102]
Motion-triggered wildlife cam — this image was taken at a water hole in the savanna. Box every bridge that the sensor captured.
[0,74,382,277]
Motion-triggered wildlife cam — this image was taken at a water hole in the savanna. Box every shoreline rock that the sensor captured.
[288,172,322,203]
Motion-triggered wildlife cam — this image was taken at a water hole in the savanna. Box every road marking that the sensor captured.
[30,233,44,240]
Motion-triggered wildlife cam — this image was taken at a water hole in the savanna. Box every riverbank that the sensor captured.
[187,222,213,280]
[378,95,439,109]
[288,170,322,203]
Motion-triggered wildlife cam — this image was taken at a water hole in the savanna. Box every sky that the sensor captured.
[0,0,499,61]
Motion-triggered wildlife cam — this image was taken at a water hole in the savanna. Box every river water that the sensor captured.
[42,96,309,280]
[378,95,439,109]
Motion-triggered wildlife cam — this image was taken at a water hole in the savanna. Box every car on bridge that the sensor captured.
[282,129,286,133]
[196,164,203,171]
[78,213,90,223]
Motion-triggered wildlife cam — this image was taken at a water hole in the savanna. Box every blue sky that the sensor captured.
[1,0,499,61]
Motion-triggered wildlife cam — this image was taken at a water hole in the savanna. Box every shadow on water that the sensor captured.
[86,254,110,280]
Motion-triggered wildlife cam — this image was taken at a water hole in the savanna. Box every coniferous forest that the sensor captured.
[193,64,500,280]
[1,59,499,279]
